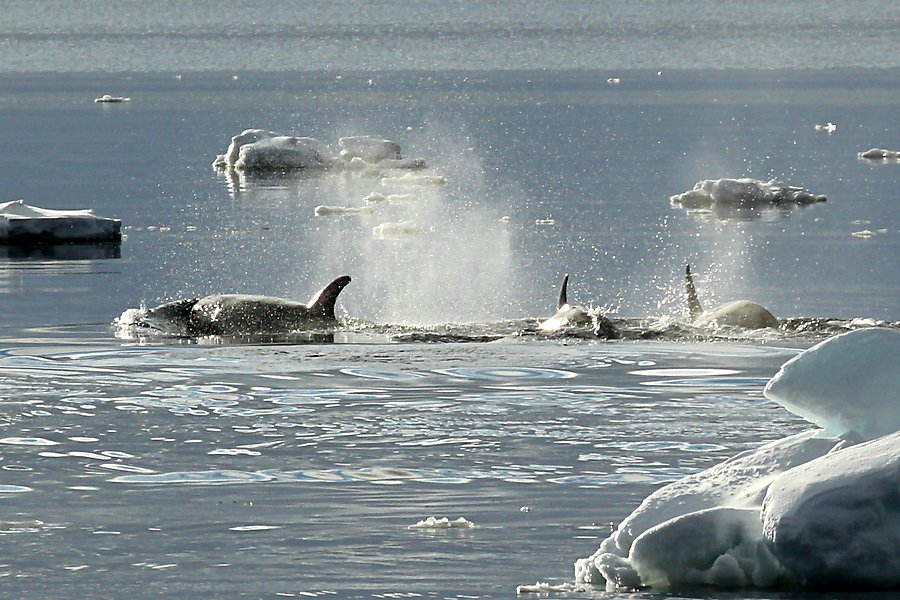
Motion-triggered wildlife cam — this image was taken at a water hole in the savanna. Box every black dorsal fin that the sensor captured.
[558,273,570,309]
[685,264,703,320]
[306,275,351,319]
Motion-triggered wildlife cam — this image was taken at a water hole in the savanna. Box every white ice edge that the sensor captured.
[575,328,900,592]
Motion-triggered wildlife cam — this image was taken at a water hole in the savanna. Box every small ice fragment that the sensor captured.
[94,94,130,103]
[314,205,375,217]
[851,230,876,238]
[607,78,621,84]
[858,148,900,160]
[814,122,836,132]
[516,581,584,594]
[381,173,447,186]
[408,516,475,530]
[535,218,556,226]
[363,192,417,205]
[373,220,425,240]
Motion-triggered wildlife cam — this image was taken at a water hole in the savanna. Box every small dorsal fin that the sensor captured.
[685,264,703,320]
[306,275,352,319]
[558,273,570,309]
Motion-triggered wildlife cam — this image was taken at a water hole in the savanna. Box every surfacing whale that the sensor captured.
[146,275,351,336]
[685,265,778,329]
[539,274,619,338]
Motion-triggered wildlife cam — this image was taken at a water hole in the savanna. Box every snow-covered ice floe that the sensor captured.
[0,200,122,243]
[858,148,900,160]
[670,178,826,210]
[94,94,130,103]
[407,516,475,530]
[363,192,417,205]
[212,130,428,172]
[574,327,900,592]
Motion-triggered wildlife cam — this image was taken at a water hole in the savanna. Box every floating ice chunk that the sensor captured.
[213,130,429,174]
[670,178,826,209]
[0,200,122,243]
[576,328,900,592]
[372,220,425,240]
[213,129,333,170]
[761,431,900,590]
[363,192,417,205]
[233,136,331,171]
[575,429,842,590]
[378,157,428,170]
[516,581,586,594]
[408,516,475,530]
[314,205,375,216]
[94,94,130,103]
[381,173,448,186]
[814,122,836,132]
[763,328,900,440]
[858,148,900,160]
[338,136,401,162]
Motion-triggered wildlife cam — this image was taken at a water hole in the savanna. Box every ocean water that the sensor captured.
[1,2,899,599]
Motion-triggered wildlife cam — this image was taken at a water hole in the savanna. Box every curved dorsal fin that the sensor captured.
[306,275,352,319]
[558,273,570,309]
[685,264,703,320]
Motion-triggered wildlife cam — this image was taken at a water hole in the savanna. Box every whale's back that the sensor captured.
[694,300,779,330]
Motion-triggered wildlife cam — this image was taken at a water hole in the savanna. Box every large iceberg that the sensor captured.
[670,178,826,210]
[0,200,122,243]
[575,327,900,591]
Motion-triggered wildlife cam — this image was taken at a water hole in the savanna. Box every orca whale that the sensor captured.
[539,274,619,338]
[146,275,351,336]
[685,265,778,329]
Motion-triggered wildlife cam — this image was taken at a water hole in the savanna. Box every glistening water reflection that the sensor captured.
[0,338,807,597]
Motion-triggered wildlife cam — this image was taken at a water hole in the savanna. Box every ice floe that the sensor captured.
[574,327,900,591]
[94,94,130,103]
[858,147,900,160]
[363,192,417,205]
[670,178,826,211]
[212,130,429,173]
[0,200,122,243]
[372,220,425,240]
[408,516,475,530]
[314,205,376,217]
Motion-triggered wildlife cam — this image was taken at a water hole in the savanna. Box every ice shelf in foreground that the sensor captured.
[574,327,900,591]
[670,178,826,209]
[0,200,122,243]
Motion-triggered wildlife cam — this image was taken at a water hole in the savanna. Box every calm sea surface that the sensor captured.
[1,3,898,599]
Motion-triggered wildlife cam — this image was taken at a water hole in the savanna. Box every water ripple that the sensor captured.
[433,367,577,380]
